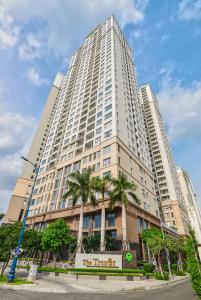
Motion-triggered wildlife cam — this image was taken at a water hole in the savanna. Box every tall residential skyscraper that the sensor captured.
[6,16,164,256]
[140,84,190,235]
[4,73,65,224]
[177,167,201,257]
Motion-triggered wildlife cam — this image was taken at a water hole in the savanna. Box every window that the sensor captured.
[104,121,112,130]
[105,104,112,111]
[105,112,112,120]
[95,137,101,144]
[96,127,102,135]
[103,171,111,178]
[107,213,115,227]
[97,111,102,118]
[96,119,102,126]
[103,145,111,155]
[104,130,112,139]
[94,215,101,228]
[103,157,111,167]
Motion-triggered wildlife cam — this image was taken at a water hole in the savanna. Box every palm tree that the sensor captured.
[110,172,140,250]
[63,169,96,253]
[92,175,112,252]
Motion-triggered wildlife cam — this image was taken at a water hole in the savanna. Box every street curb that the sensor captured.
[0,276,189,294]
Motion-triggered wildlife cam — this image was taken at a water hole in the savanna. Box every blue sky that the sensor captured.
[0,0,201,212]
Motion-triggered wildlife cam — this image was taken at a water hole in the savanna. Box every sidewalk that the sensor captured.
[0,270,189,294]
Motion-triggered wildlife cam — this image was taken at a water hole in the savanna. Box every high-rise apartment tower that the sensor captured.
[10,16,163,257]
[4,73,65,224]
[140,84,190,235]
[177,167,201,257]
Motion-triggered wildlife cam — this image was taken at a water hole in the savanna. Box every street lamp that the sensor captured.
[7,157,39,282]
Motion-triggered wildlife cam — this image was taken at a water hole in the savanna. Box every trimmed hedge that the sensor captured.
[71,268,145,274]
[38,267,68,273]
[73,272,144,277]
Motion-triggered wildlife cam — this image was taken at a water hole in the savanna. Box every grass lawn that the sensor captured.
[0,276,33,285]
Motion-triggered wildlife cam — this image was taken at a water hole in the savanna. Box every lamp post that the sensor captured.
[7,157,39,282]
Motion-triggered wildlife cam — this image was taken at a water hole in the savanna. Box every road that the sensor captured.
[0,279,198,300]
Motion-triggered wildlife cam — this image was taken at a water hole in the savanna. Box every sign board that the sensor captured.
[75,253,122,269]
[122,250,137,269]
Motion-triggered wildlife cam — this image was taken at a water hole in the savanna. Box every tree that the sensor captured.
[166,237,185,271]
[22,229,42,262]
[141,228,164,276]
[0,222,22,276]
[63,169,96,253]
[186,233,201,297]
[92,175,112,252]
[41,219,72,266]
[110,172,140,250]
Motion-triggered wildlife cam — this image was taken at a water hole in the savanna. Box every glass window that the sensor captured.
[94,214,101,228]
[83,216,90,229]
[105,104,112,111]
[96,127,102,135]
[104,130,112,139]
[103,157,111,167]
[103,145,111,155]
[97,111,102,118]
[107,213,115,227]
[105,112,112,120]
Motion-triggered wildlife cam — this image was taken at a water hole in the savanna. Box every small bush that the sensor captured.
[71,268,145,274]
[143,263,155,273]
[175,270,186,276]
[154,272,169,281]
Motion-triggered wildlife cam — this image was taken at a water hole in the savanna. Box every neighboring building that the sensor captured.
[22,16,162,257]
[3,73,65,224]
[177,167,201,258]
[140,84,190,235]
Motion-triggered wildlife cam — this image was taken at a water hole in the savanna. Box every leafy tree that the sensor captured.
[141,228,164,276]
[41,219,72,265]
[63,169,96,253]
[110,172,140,250]
[22,229,42,262]
[0,222,22,276]
[186,233,201,298]
[166,237,185,271]
[92,175,112,252]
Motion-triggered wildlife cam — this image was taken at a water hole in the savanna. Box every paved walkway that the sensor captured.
[0,279,198,300]
[0,269,189,293]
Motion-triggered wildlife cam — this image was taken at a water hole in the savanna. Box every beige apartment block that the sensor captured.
[4,16,179,258]
[4,73,65,224]
[3,178,32,224]
[177,168,201,257]
[140,84,190,235]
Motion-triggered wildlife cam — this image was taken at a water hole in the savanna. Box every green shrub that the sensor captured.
[154,272,169,281]
[71,268,145,274]
[175,270,186,276]
[38,267,68,273]
[143,263,155,273]
[186,235,201,297]
[162,263,177,272]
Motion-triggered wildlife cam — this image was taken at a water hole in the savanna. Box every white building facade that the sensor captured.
[177,167,201,258]
[140,84,190,235]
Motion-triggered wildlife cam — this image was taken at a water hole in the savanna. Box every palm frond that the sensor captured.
[128,191,141,205]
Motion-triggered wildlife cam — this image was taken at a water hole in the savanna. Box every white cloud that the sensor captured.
[18,33,42,60]
[0,5,20,49]
[178,0,201,20]
[26,68,48,86]
[157,79,201,142]
[2,0,148,57]
[0,84,36,213]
